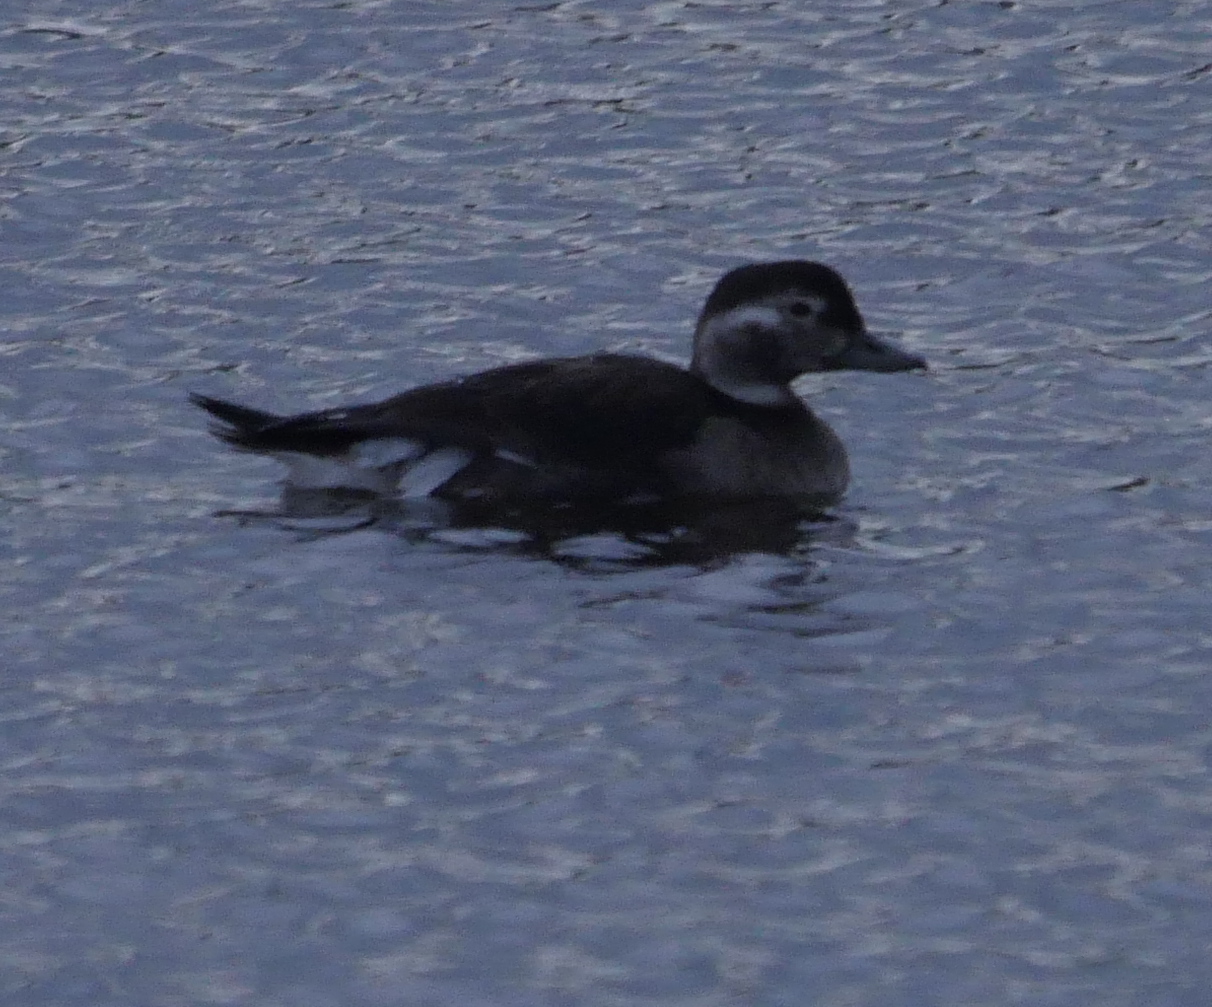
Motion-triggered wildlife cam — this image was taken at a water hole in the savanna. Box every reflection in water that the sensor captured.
[213,486,875,656]
[218,486,856,568]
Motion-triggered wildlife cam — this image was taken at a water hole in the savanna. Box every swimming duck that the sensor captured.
[192,260,925,507]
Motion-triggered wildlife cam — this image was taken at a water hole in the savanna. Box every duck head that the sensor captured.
[691,260,926,407]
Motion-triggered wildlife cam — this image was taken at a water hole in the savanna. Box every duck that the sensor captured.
[192,260,925,508]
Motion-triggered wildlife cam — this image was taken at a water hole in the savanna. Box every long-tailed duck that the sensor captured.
[193,261,925,507]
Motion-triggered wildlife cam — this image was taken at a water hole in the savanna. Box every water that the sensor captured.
[3,1,1212,1004]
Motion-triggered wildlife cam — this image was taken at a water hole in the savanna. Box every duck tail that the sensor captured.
[190,393,281,448]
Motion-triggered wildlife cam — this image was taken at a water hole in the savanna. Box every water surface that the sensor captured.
[3,1,1212,1004]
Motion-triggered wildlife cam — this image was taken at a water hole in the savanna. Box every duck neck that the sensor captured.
[691,309,800,409]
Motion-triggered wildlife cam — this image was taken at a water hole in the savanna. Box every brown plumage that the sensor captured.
[193,260,925,504]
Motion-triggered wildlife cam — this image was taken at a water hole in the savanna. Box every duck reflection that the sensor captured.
[222,487,853,568]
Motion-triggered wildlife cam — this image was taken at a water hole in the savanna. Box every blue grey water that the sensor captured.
[2,0,1211,1003]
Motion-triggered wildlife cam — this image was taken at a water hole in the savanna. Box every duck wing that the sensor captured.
[193,354,716,467]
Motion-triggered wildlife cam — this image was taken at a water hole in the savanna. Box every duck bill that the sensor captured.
[825,330,927,373]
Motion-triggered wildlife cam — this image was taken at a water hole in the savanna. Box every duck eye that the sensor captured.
[788,301,815,318]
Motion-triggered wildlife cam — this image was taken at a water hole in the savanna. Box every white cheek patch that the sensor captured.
[695,305,799,408]
[351,437,425,469]
[713,305,782,332]
[399,447,475,498]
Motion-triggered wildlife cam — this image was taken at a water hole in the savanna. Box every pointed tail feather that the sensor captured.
[191,392,390,454]
[190,393,282,448]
